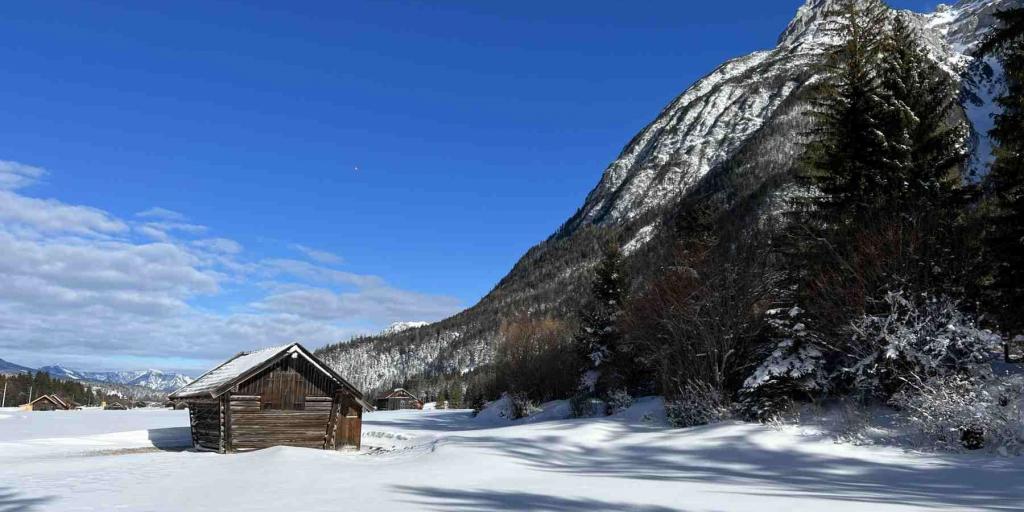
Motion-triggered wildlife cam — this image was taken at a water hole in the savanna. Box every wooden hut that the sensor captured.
[375,388,423,411]
[60,397,82,410]
[104,399,131,410]
[168,342,372,453]
[26,395,71,411]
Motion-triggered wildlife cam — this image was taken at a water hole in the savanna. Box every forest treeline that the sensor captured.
[1,372,120,407]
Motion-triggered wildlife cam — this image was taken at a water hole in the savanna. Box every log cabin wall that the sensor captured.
[227,355,339,452]
[189,401,222,451]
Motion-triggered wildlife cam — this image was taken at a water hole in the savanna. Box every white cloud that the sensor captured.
[255,285,461,323]
[0,162,463,371]
[262,258,384,288]
[0,160,47,190]
[136,207,186,221]
[0,190,128,236]
[193,238,244,255]
[292,244,344,265]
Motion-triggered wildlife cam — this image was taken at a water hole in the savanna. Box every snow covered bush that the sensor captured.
[607,389,634,415]
[739,306,825,422]
[892,374,1024,455]
[569,393,607,418]
[847,292,998,397]
[666,380,731,428]
[508,391,537,420]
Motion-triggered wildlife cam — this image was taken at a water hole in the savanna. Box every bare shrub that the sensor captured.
[624,221,781,401]
[495,314,579,403]
[892,374,1024,454]
[666,380,732,428]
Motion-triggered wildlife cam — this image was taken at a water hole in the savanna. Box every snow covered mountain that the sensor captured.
[380,322,430,336]
[564,0,1012,233]
[0,358,34,375]
[37,366,193,393]
[318,0,1019,395]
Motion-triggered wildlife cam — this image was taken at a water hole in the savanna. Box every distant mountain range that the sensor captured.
[0,358,34,376]
[0,358,192,393]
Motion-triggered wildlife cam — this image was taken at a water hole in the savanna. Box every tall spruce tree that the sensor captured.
[980,7,1024,335]
[575,244,626,398]
[878,13,968,212]
[798,0,892,227]
[785,0,892,305]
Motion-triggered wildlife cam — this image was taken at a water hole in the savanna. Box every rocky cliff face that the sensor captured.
[319,0,1019,394]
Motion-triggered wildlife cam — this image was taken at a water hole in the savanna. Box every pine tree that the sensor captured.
[878,13,968,212]
[980,7,1024,335]
[575,244,626,398]
[798,0,892,227]
[785,0,893,314]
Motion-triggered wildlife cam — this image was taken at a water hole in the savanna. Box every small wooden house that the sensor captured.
[104,399,131,410]
[26,395,71,411]
[375,388,423,411]
[168,342,372,453]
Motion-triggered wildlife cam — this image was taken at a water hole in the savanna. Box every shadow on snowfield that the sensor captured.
[394,486,682,512]
[0,487,53,512]
[435,427,1024,511]
[147,427,192,451]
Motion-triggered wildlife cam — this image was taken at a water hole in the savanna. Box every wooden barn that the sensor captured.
[168,342,372,453]
[25,395,72,411]
[103,399,131,410]
[375,388,423,411]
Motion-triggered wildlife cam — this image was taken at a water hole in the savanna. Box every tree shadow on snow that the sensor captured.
[147,427,193,451]
[364,411,489,432]
[442,428,1024,511]
[0,487,53,512]
[394,486,685,512]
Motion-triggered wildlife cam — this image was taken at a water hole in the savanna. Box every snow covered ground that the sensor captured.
[2,400,1023,511]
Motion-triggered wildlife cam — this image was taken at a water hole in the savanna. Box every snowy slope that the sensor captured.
[565,0,1017,231]
[2,403,1022,511]
[317,0,1020,394]
[0,357,33,375]
[380,321,429,336]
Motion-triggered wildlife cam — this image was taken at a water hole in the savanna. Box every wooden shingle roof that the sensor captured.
[168,342,372,409]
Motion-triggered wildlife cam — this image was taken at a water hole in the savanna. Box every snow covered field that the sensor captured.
[2,400,1023,511]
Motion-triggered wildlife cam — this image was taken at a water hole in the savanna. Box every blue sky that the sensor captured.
[0,0,945,373]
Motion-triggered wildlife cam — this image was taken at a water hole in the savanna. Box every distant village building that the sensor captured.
[168,342,372,454]
[25,395,75,411]
[375,388,423,411]
[103,399,132,410]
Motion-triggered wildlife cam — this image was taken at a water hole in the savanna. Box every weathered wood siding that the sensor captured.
[189,402,222,451]
[229,395,332,451]
[336,397,362,449]
[237,356,334,410]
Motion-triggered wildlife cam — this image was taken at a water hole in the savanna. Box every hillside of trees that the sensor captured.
[380,1,1024,453]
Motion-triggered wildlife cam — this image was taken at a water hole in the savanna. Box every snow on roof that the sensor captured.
[383,388,419,400]
[169,344,293,399]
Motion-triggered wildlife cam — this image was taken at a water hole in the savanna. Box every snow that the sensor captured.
[169,344,293,398]
[380,321,430,336]
[622,222,657,256]
[3,400,1023,511]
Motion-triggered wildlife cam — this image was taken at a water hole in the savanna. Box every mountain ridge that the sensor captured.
[317,0,1020,396]
[9,361,194,393]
